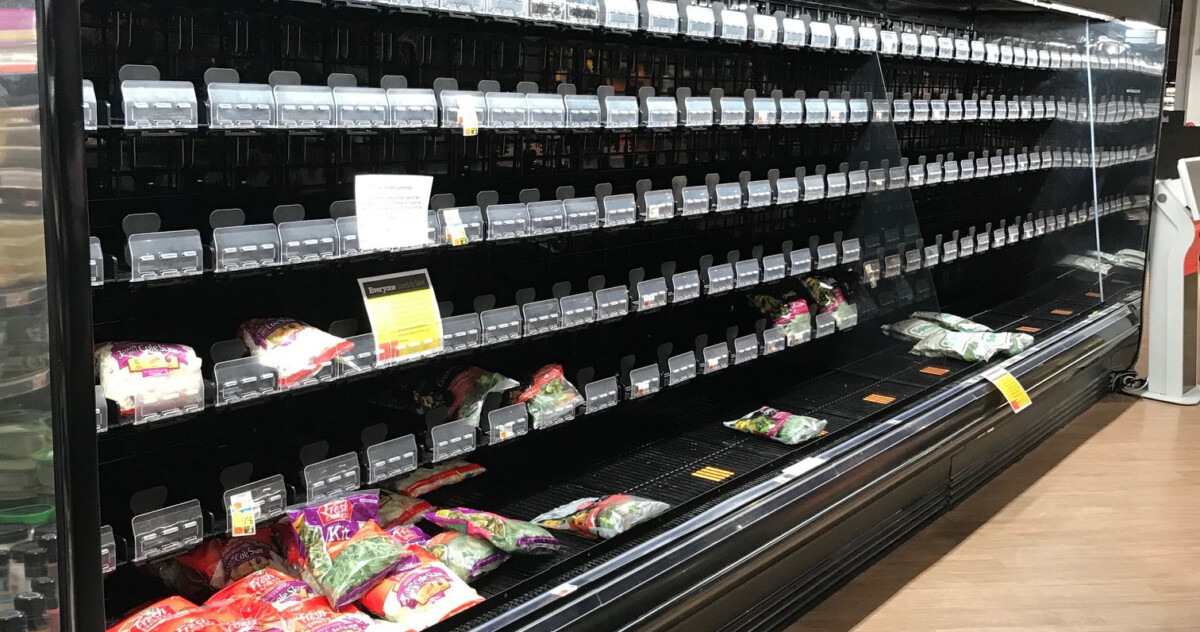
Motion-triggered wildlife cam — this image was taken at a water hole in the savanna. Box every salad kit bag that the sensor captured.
[910,330,1034,362]
[881,318,947,343]
[724,407,827,445]
[510,364,584,429]
[425,531,508,582]
[402,366,519,427]
[532,495,669,540]
[424,508,559,554]
[802,278,856,328]
[285,491,408,608]
[910,312,992,333]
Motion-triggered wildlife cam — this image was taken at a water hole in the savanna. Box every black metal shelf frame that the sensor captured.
[25,0,1166,629]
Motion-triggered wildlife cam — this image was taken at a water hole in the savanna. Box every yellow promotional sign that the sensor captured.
[358,270,444,364]
[982,366,1032,413]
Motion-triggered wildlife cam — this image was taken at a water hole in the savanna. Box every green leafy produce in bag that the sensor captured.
[802,277,856,328]
[910,330,1034,362]
[749,290,812,345]
[724,407,827,445]
[285,491,408,608]
[426,531,508,582]
[511,364,584,429]
[910,311,992,333]
[424,508,560,554]
[315,521,410,608]
[403,366,519,427]
[532,495,669,540]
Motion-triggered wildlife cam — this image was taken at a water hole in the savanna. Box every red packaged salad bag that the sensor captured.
[107,597,201,632]
[385,460,485,498]
[203,602,285,632]
[205,569,312,614]
[175,531,287,589]
[238,318,353,389]
[360,545,484,627]
[146,612,227,632]
[277,598,372,632]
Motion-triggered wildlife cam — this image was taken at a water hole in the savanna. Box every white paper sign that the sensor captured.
[355,175,434,252]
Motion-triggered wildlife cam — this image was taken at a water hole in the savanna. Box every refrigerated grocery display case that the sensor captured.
[19,0,1167,630]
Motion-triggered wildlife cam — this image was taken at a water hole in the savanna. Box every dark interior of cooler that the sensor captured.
[85,0,1160,628]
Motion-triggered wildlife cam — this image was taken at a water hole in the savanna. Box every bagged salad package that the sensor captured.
[910,330,1034,362]
[94,342,202,417]
[114,607,226,632]
[749,291,812,344]
[802,278,856,328]
[425,531,508,582]
[510,364,584,429]
[286,491,408,608]
[175,531,287,589]
[724,407,827,445]
[238,318,353,389]
[910,312,992,333]
[360,545,484,627]
[107,597,200,632]
[403,366,519,427]
[533,495,669,540]
[385,460,484,498]
[1058,254,1113,275]
[205,569,314,614]
[424,508,559,554]
[378,491,433,528]
[387,525,430,548]
[277,598,373,632]
[881,318,947,343]
[302,521,406,609]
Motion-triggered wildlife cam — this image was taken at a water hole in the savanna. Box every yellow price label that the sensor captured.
[231,511,256,538]
[229,492,258,538]
[983,367,1032,413]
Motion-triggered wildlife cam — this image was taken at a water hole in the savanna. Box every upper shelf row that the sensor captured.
[271,0,1163,78]
[88,68,1160,133]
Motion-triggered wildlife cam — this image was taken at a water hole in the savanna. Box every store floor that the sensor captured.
[788,395,1200,632]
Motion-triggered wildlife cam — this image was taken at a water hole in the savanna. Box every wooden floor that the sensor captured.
[789,395,1200,632]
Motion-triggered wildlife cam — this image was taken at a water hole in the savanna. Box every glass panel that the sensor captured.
[1087,20,1164,302]
[0,1,58,616]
